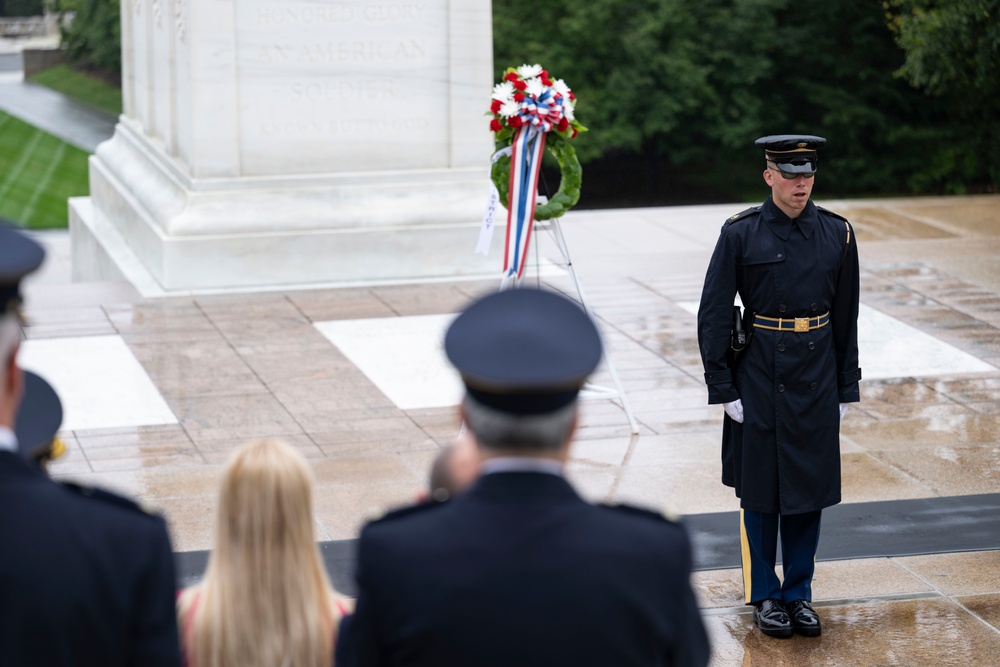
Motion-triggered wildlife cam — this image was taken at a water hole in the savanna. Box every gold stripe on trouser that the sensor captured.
[739,508,752,604]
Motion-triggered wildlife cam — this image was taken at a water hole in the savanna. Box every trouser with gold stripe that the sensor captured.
[740,508,822,604]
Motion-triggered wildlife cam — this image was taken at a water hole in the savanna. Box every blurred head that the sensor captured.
[0,223,44,428]
[461,394,577,458]
[0,314,22,425]
[428,431,481,500]
[444,288,601,459]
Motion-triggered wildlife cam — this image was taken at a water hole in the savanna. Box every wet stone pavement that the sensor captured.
[20,194,1000,665]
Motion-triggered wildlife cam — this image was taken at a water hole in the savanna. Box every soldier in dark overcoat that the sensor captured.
[697,136,861,639]
[338,288,710,667]
[0,224,182,666]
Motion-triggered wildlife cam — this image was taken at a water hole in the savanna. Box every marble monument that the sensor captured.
[71,0,495,293]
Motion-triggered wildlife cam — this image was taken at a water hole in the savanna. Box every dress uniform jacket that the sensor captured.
[337,470,709,667]
[0,451,181,666]
[697,197,861,515]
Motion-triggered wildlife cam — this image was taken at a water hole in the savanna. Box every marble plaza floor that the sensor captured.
[20,194,1000,665]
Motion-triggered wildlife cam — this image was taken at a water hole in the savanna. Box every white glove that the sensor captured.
[839,403,849,420]
[724,399,744,424]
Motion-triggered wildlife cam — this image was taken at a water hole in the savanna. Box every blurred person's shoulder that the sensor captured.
[362,498,450,531]
[599,501,682,525]
[58,481,167,525]
[596,501,690,544]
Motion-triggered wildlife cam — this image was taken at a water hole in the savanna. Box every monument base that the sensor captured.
[70,120,500,296]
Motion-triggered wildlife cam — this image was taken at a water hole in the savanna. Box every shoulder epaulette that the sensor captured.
[724,206,761,227]
[816,206,849,223]
[369,499,446,525]
[60,481,160,516]
[817,206,853,256]
[601,502,681,524]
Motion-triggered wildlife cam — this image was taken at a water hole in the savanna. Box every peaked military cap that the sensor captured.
[0,221,45,316]
[756,134,826,175]
[445,288,603,415]
[16,370,65,469]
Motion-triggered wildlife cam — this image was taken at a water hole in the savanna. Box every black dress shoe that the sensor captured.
[753,598,793,638]
[787,599,822,636]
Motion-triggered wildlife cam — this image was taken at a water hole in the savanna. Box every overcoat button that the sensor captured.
[778,304,787,313]
[777,253,783,259]
[778,384,785,392]
[810,303,817,311]
[808,342,815,350]
[777,344,785,352]
[810,382,817,390]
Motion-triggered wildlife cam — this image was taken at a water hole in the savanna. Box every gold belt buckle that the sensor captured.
[794,317,809,332]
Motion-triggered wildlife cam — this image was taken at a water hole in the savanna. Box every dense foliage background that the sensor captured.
[494,0,999,205]
[0,0,45,15]
[49,0,120,80]
[49,0,998,205]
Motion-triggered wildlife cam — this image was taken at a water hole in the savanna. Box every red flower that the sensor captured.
[571,128,578,138]
[490,99,502,113]
[504,72,519,82]
[490,118,502,132]
[568,91,576,101]
[513,80,527,91]
[509,116,523,128]
[542,77,553,86]
[514,92,525,102]
[557,117,569,132]
[540,70,549,79]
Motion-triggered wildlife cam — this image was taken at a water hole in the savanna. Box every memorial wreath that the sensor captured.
[488,64,586,280]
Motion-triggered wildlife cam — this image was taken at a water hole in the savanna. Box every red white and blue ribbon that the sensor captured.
[502,125,546,282]
[501,88,566,283]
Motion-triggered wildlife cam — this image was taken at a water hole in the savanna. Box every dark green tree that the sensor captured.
[51,0,121,79]
[0,0,45,16]
[885,0,1000,191]
[494,0,979,200]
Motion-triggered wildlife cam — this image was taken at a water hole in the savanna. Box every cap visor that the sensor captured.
[776,161,816,175]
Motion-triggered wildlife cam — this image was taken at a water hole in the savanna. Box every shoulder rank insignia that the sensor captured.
[725,206,761,226]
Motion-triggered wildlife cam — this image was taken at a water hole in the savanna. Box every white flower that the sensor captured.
[517,63,543,79]
[563,97,575,122]
[499,100,521,118]
[525,77,545,99]
[551,79,571,98]
[492,81,515,102]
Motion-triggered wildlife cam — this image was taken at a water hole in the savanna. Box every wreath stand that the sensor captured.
[500,216,640,436]
[486,64,638,435]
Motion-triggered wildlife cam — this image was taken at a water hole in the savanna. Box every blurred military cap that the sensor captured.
[445,288,602,415]
[0,221,45,315]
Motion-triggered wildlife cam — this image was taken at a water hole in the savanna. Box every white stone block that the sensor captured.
[74,0,496,293]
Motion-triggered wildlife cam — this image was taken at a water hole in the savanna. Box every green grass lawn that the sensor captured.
[0,111,90,229]
[28,64,122,117]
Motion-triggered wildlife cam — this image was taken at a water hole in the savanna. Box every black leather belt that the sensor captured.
[753,312,830,332]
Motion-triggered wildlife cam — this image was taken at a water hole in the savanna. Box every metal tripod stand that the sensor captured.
[502,216,640,435]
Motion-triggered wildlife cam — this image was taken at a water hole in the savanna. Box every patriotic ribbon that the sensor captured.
[501,89,566,282]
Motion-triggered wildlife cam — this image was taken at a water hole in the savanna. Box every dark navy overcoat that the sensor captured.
[0,451,181,666]
[337,471,709,667]
[697,197,861,514]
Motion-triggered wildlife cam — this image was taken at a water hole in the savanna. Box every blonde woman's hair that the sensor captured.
[178,439,347,667]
